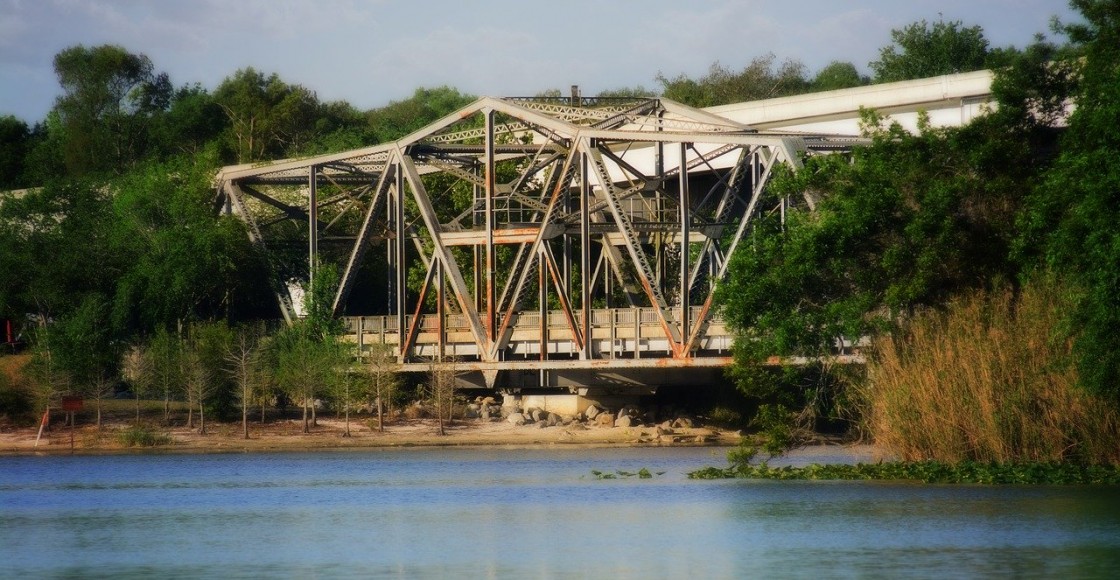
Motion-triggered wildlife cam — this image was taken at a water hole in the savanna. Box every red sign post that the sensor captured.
[61,396,83,451]
[61,396,84,412]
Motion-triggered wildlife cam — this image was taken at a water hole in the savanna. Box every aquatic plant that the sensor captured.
[590,468,663,480]
[688,460,1120,485]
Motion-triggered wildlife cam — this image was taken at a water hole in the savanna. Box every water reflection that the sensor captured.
[2,448,1118,578]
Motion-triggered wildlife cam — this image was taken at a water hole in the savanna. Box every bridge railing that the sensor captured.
[342,306,730,362]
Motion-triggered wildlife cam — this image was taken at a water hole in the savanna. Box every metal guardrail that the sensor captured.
[342,306,730,362]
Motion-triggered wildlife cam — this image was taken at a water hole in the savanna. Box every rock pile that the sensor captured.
[465,397,503,421]
[494,399,700,432]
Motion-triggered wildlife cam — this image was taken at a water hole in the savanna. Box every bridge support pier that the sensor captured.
[499,389,521,417]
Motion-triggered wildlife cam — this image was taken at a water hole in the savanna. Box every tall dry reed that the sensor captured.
[864,279,1119,464]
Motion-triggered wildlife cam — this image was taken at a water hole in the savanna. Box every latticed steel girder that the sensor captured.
[214,95,854,385]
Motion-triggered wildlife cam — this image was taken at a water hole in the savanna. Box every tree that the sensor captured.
[26,325,71,425]
[0,115,31,189]
[51,44,171,175]
[109,155,272,335]
[182,338,212,434]
[330,366,365,437]
[120,342,153,423]
[20,114,67,186]
[269,322,346,433]
[177,321,234,434]
[428,358,459,436]
[299,100,372,155]
[366,86,475,144]
[225,326,266,439]
[268,262,348,433]
[367,343,401,433]
[989,35,1079,137]
[657,55,809,107]
[213,68,321,162]
[150,84,228,158]
[50,294,121,429]
[812,61,868,91]
[0,179,122,327]
[147,327,183,424]
[595,86,657,99]
[870,20,990,83]
[1020,0,1120,402]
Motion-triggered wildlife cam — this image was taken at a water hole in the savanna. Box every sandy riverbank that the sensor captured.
[0,416,751,455]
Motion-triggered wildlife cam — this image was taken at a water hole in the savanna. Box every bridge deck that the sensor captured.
[342,306,732,373]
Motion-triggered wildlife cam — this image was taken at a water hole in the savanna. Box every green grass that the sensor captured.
[116,425,172,447]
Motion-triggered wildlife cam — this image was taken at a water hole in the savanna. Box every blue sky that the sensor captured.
[0,0,1079,123]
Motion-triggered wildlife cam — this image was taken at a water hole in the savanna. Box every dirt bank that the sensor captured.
[0,416,743,455]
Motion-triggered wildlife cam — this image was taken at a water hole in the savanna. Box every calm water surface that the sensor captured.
[2,447,1119,578]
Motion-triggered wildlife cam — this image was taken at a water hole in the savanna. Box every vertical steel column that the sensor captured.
[563,150,573,295]
[473,181,483,313]
[655,110,666,295]
[437,264,445,362]
[308,164,319,287]
[484,109,496,343]
[386,222,394,315]
[394,166,407,358]
[539,251,548,361]
[579,151,592,360]
[679,143,690,352]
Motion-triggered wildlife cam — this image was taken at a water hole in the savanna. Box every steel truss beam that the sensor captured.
[215,95,852,386]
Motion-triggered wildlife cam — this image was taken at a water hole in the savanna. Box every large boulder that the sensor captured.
[506,413,527,426]
[615,415,633,428]
[584,405,602,420]
[596,413,615,427]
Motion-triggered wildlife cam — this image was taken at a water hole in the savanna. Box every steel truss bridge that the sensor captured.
[214,95,859,390]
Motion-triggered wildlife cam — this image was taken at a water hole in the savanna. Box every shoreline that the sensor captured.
[0,417,750,456]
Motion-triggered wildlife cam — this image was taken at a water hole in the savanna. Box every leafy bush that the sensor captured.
[706,406,744,428]
[0,358,34,424]
[116,425,172,447]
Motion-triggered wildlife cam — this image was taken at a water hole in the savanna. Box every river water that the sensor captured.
[2,447,1119,578]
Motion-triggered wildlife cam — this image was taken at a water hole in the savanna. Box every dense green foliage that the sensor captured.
[1019,0,1120,403]
[718,107,1032,361]
[712,1,1120,466]
[51,44,172,176]
[0,116,31,190]
[869,20,993,82]
[657,54,874,108]
[0,42,486,420]
[658,54,810,107]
